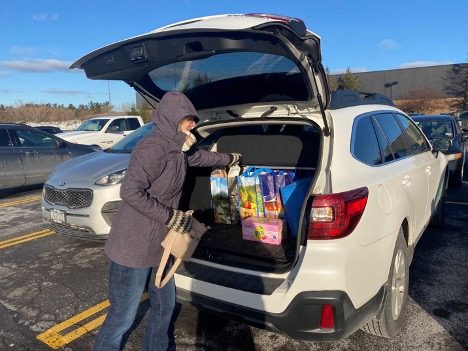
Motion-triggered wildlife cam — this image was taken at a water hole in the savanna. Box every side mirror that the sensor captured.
[432,137,451,153]
[462,132,468,141]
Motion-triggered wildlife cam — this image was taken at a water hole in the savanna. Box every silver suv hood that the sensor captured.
[71,14,330,112]
[48,151,130,185]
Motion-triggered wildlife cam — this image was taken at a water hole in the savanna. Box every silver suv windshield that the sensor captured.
[108,123,154,153]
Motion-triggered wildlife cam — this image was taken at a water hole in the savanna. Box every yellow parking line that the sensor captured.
[0,229,54,249]
[37,293,149,349]
[0,196,42,208]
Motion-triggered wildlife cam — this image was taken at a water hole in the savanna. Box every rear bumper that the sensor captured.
[177,285,385,341]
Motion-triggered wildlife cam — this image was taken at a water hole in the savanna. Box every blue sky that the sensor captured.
[0,0,466,109]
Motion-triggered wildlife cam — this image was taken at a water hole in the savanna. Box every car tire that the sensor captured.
[362,229,409,338]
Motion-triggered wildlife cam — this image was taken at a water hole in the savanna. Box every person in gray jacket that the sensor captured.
[93,91,241,351]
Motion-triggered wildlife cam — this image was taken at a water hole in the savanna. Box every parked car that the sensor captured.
[412,114,467,186]
[56,115,144,149]
[34,125,63,134]
[64,14,448,341]
[0,123,98,194]
[42,123,154,237]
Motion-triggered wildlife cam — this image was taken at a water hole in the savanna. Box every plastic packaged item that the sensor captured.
[241,217,285,245]
[237,167,271,219]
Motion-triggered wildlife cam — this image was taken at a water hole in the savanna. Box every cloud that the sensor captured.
[0,71,14,78]
[33,13,59,21]
[9,46,61,57]
[40,89,89,96]
[9,46,38,56]
[0,59,72,72]
[379,39,398,50]
[399,60,453,69]
[0,89,15,93]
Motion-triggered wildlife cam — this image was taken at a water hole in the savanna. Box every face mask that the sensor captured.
[182,131,196,152]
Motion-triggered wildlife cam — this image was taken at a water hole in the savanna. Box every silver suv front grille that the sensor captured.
[44,185,93,209]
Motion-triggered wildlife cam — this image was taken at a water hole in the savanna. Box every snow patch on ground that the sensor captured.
[27,120,82,131]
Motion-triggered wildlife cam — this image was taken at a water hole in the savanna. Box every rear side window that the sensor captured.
[352,116,382,165]
[394,114,431,154]
[14,129,58,148]
[373,113,410,159]
[0,129,13,147]
[127,118,141,130]
[372,121,395,163]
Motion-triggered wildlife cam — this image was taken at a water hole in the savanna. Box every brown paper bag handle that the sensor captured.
[155,231,182,288]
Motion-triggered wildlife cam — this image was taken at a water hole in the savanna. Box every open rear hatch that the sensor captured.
[71,14,330,117]
[178,118,322,274]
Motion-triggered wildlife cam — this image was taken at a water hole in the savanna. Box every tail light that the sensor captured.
[319,304,335,329]
[308,187,368,240]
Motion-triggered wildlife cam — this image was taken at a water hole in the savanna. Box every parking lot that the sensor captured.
[0,174,467,351]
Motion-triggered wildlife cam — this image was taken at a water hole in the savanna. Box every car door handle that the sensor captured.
[425,166,432,175]
[25,151,38,155]
[401,175,412,186]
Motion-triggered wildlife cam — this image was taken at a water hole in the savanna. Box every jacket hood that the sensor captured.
[152,91,198,139]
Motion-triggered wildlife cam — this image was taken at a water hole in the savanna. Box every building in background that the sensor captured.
[332,63,467,101]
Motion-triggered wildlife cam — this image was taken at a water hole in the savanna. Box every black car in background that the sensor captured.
[412,114,467,186]
[34,125,63,134]
[0,123,99,194]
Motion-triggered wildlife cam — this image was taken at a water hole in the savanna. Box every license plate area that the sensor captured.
[50,209,66,223]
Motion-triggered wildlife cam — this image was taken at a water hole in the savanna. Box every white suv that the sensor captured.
[56,115,144,149]
[71,14,448,340]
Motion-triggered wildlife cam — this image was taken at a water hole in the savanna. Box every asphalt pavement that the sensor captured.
[0,174,467,351]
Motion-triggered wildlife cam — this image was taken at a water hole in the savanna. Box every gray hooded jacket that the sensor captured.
[104,92,231,268]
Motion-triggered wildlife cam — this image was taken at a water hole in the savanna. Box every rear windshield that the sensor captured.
[148,52,309,109]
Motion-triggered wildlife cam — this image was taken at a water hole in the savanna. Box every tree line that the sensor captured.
[0,101,153,123]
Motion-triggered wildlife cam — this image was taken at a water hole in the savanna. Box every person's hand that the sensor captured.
[228,153,242,167]
[166,209,193,234]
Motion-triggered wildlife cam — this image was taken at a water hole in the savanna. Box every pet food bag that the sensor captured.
[211,168,237,224]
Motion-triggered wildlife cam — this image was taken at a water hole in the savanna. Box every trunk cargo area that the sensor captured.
[180,121,321,273]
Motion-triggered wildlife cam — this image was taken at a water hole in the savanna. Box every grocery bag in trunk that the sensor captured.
[262,170,295,219]
[280,177,313,237]
[237,167,271,219]
[210,167,240,224]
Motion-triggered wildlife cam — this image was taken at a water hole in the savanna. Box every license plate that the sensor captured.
[50,209,66,223]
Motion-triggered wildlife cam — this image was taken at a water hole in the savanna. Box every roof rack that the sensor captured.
[329,89,395,110]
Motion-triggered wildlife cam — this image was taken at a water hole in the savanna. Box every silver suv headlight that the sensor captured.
[95,169,127,186]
